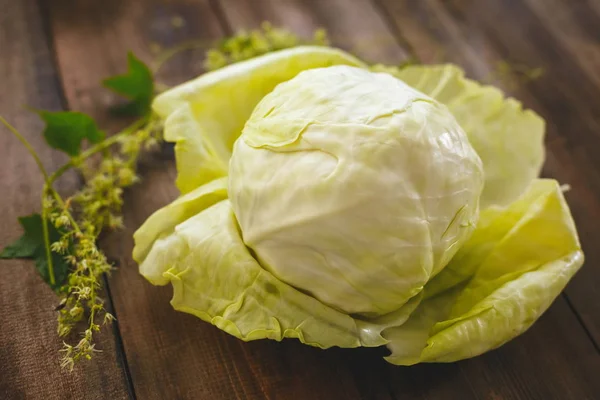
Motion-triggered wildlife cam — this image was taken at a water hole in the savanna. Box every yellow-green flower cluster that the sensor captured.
[204,22,329,71]
[49,117,162,370]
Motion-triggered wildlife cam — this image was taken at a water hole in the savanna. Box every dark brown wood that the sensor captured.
[4,0,600,398]
[0,1,129,399]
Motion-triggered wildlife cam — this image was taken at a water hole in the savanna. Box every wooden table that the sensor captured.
[1,1,599,399]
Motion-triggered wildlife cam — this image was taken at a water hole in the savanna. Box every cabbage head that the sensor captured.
[133,46,583,365]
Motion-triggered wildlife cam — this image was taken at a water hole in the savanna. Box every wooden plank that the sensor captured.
[375,0,600,396]
[47,0,222,122]
[0,1,129,399]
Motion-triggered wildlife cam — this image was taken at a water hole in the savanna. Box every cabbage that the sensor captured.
[152,46,364,193]
[133,47,583,364]
[230,66,483,316]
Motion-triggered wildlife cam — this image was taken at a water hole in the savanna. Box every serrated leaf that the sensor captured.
[103,52,154,116]
[37,110,105,157]
[1,214,69,291]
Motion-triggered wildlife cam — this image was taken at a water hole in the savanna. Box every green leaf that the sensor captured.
[133,177,229,266]
[103,52,154,116]
[383,179,583,365]
[153,46,365,194]
[134,179,418,349]
[37,110,105,157]
[137,198,369,349]
[1,214,70,291]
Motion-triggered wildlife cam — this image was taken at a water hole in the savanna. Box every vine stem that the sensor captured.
[151,39,211,74]
[51,190,82,235]
[41,189,55,285]
[0,116,50,181]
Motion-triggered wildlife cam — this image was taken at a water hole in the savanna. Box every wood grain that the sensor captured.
[473,0,600,348]
[0,0,129,399]
[9,0,599,398]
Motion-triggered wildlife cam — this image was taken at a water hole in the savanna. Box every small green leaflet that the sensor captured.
[0,214,69,291]
[103,52,154,116]
[37,110,105,157]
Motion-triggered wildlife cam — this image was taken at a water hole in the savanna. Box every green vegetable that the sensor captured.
[134,47,582,364]
[230,66,483,315]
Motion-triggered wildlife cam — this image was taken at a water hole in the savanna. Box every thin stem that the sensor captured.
[51,190,82,235]
[89,307,96,329]
[0,116,50,181]
[151,39,211,74]
[41,186,55,286]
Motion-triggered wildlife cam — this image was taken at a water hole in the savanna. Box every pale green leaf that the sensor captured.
[384,179,583,365]
[132,177,228,273]
[152,46,365,194]
[139,199,372,348]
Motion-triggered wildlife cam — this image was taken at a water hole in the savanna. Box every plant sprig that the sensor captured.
[1,53,158,370]
[204,21,329,71]
[1,24,325,370]
[53,117,162,370]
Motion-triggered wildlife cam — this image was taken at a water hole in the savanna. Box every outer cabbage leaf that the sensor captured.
[384,179,583,365]
[138,199,397,348]
[380,64,545,208]
[133,177,228,280]
[153,46,365,194]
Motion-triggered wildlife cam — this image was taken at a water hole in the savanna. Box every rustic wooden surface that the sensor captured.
[1,0,599,399]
